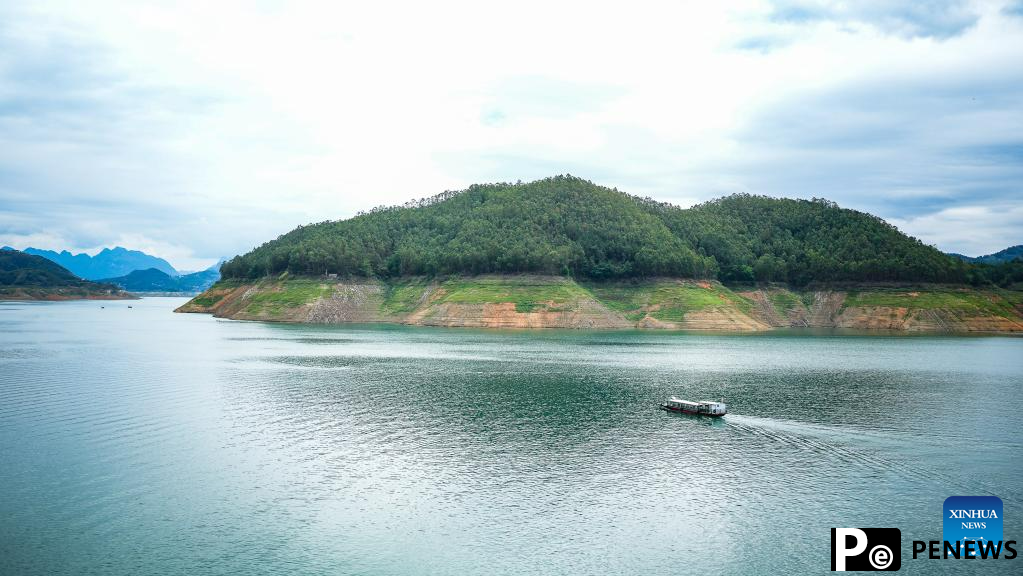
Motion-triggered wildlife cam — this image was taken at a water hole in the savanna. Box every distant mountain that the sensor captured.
[177,258,227,276]
[0,250,127,299]
[951,245,1023,264]
[23,246,178,280]
[100,266,220,294]
[100,268,181,292]
[178,267,221,292]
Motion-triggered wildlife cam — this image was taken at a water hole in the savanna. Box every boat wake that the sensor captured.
[723,413,1020,506]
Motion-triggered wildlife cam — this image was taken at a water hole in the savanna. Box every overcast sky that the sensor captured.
[1,0,1021,269]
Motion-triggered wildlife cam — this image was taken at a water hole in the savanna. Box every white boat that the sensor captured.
[660,397,727,417]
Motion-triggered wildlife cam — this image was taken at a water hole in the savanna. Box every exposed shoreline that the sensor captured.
[176,275,1023,333]
[0,290,136,301]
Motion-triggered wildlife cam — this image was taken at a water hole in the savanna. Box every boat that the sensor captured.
[661,397,727,417]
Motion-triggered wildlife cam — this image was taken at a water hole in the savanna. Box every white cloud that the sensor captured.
[890,203,1023,256]
[0,0,1021,267]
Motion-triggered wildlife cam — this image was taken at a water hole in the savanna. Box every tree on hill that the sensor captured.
[219,176,979,286]
[222,176,717,280]
[649,194,967,284]
[0,250,119,291]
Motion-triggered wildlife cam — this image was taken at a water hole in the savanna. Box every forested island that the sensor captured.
[181,176,1023,332]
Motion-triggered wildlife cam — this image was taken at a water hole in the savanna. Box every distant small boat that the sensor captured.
[661,397,727,417]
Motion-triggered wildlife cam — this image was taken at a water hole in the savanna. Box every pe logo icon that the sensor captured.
[831,528,901,571]
[944,496,1003,558]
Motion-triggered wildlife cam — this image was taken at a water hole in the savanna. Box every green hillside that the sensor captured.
[219,176,983,286]
[650,194,964,284]
[0,250,126,299]
[2,250,91,287]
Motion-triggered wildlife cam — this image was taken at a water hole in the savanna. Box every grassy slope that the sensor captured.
[584,280,753,322]
[184,275,1023,329]
[842,287,1023,319]
[383,275,595,314]
[768,289,804,316]
[181,277,338,315]
[187,280,241,308]
[436,276,591,312]
[381,278,432,315]
[240,278,335,315]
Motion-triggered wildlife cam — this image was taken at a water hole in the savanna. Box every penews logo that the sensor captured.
[831,528,901,571]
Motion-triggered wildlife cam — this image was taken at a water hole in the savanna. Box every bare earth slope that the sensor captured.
[735,286,1023,332]
[177,275,1023,333]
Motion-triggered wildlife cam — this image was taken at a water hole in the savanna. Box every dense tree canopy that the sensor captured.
[645,194,968,284]
[0,250,117,289]
[221,175,1003,286]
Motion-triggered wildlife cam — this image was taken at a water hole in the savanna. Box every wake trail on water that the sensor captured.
[723,414,1021,506]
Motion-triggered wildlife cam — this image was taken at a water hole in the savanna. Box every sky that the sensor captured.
[0,0,1021,270]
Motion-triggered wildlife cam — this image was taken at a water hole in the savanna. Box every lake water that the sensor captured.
[1,297,1021,575]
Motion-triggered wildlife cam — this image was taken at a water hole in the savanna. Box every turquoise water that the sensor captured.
[1,297,1021,575]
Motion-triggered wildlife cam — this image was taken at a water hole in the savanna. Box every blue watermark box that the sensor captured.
[943,496,1003,558]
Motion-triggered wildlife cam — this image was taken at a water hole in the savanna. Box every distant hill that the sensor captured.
[0,250,128,300]
[951,245,1023,264]
[1,250,86,286]
[99,268,181,292]
[23,246,178,280]
[176,258,227,276]
[100,266,220,294]
[221,175,967,285]
[178,267,221,292]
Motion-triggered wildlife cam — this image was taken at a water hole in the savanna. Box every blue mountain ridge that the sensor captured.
[99,267,221,294]
[22,246,179,280]
[950,244,1023,264]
